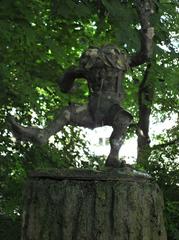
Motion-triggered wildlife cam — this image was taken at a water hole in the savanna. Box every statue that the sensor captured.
[8,0,155,168]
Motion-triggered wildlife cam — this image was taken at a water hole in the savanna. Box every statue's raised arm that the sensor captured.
[129,0,155,67]
[58,68,86,93]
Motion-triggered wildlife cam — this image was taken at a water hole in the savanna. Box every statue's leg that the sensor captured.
[105,107,133,168]
[8,104,95,144]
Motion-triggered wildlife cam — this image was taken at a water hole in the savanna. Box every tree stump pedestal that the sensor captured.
[21,168,167,240]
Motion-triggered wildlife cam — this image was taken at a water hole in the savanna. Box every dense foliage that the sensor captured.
[0,0,178,239]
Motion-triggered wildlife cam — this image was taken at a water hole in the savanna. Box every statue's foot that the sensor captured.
[8,116,47,144]
[105,156,126,168]
[105,157,134,175]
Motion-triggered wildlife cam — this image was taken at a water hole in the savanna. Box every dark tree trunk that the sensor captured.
[137,63,154,166]
[21,169,167,240]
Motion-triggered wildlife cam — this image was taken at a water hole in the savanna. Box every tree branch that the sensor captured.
[129,0,155,67]
[152,138,179,150]
[137,63,155,164]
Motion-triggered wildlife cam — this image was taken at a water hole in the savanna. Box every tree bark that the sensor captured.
[21,168,167,240]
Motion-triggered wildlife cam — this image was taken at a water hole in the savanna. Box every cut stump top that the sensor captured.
[29,168,152,182]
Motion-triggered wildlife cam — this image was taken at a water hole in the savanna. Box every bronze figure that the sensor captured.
[9,0,155,167]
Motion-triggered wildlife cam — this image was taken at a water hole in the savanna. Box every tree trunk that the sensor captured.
[137,63,154,166]
[21,168,167,240]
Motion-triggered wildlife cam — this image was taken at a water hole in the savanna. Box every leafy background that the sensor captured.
[0,0,178,239]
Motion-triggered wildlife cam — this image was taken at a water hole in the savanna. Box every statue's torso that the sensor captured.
[80,45,129,99]
[87,67,125,99]
[79,45,129,122]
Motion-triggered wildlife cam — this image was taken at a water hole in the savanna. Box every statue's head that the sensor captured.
[80,47,99,68]
[80,45,128,70]
[101,44,121,55]
[84,47,99,57]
